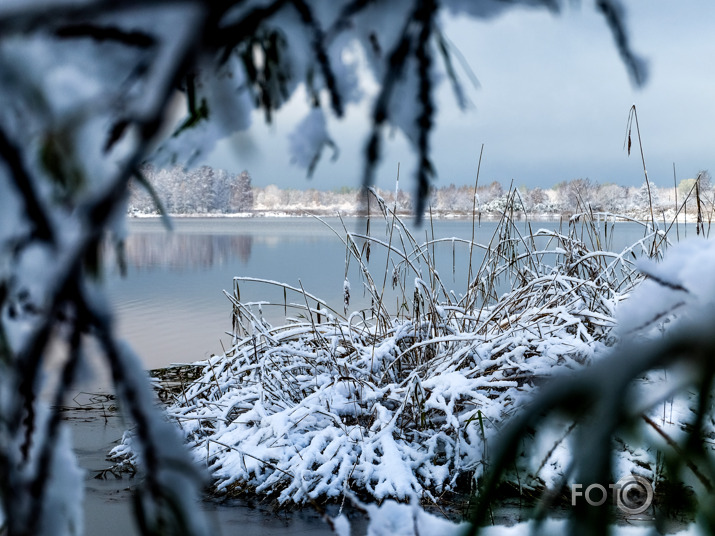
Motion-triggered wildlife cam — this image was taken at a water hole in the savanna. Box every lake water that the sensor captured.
[99,216,684,379]
[65,401,342,536]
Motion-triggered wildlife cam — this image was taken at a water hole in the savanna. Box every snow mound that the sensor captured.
[111,211,646,504]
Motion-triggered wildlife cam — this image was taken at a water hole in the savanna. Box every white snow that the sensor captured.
[617,237,715,336]
[111,212,643,507]
[339,501,706,536]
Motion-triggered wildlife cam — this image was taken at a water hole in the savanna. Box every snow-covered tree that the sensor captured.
[527,186,547,207]
[132,164,248,213]
[678,170,715,212]
[593,182,627,213]
[633,180,659,210]
[557,177,598,211]
[190,165,215,213]
[230,170,254,212]
[212,168,233,212]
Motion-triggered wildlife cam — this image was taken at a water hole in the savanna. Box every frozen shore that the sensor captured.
[127,209,704,226]
[62,396,340,536]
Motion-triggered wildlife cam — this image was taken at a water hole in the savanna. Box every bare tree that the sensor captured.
[559,177,597,211]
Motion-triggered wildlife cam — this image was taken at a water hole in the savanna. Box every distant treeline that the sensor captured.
[130,165,254,214]
[130,165,713,218]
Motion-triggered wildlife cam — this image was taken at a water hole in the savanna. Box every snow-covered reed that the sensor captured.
[111,192,664,506]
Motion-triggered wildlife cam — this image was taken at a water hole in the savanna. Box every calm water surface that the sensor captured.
[67,403,342,536]
[99,216,679,376]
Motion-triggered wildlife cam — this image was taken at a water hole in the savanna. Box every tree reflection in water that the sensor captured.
[123,233,253,271]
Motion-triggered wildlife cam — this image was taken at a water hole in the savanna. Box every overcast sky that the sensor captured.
[207,1,715,193]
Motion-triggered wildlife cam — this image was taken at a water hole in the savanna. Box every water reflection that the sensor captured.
[124,233,253,270]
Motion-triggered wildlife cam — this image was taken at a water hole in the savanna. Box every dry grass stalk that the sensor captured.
[111,193,671,506]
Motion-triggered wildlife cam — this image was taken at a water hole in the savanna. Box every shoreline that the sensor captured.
[64,398,686,535]
[127,211,704,224]
[61,396,341,536]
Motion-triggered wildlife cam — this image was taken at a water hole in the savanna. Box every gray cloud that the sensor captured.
[208,0,715,191]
